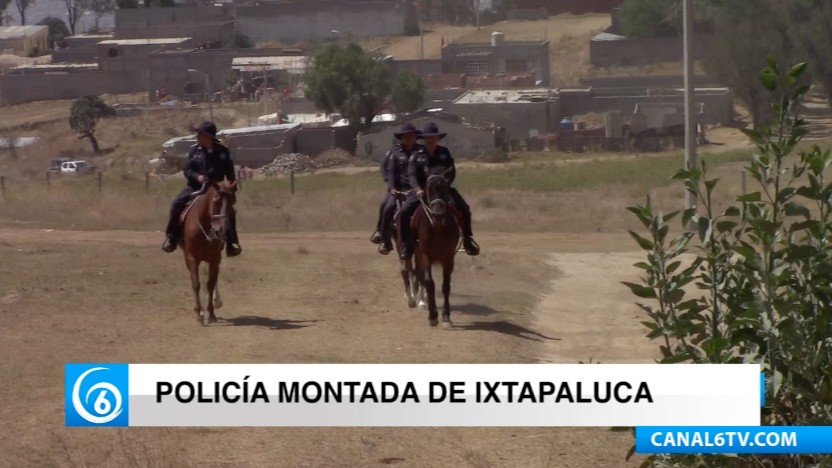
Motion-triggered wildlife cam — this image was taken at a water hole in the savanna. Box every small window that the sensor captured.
[108,47,118,58]
[466,60,489,75]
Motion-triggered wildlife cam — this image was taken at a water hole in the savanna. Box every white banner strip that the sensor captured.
[61,363,763,427]
[111,364,762,427]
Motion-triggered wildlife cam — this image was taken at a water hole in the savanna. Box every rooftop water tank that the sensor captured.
[491,31,504,47]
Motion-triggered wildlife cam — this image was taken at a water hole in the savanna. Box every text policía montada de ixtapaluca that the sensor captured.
[156,378,655,404]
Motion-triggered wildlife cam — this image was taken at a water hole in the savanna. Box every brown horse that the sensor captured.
[412,174,460,327]
[180,180,236,326]
[393,190,424,309]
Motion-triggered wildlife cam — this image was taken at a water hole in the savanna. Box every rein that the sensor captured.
[193,182,230,242]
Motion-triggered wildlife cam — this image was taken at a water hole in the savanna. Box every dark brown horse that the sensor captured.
[180,180,236,325]
[412,174,460,327]
[393,190,424,309]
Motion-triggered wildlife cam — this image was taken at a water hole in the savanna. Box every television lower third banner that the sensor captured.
[65,363,762,427]
[635,427,832,454]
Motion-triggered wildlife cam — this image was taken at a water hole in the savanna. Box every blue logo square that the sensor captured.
[65,363,129,427]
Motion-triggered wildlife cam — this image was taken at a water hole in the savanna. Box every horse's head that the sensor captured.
[206,181,236,239]
[425,174,450,219]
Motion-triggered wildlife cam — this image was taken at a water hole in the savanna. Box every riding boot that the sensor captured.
[226,212,242,257]
[371,195,386,244]
[399,219,413,260]
[461,211,479,256]
[163,209,181,253]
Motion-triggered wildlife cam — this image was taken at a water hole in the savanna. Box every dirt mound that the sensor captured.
[312,148,355,168]
[256,153,314,176]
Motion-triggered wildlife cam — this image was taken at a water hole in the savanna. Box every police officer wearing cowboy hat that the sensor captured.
[162,121,242,257]
[370,122,423,255]
[398,122,480,260]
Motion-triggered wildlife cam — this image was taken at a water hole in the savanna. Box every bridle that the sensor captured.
[193,181,233,242]
[420,170,451,226]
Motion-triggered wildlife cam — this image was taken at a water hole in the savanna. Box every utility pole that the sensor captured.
[683,0,697,214]
[476,0,480,30]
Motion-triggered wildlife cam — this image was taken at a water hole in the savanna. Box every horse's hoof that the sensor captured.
[441,321,453,329]
[214,300,223,309]
[429,318,439,327]
[418,301,428,309]
[407,297,417,309]
[208,315,218,324]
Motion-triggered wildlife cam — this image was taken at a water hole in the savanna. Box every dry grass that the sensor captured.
[0,148,753,235]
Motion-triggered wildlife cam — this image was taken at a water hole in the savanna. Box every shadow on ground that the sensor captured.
[456,319,560,342]
[220,316,320,331]
[455,302,500,316]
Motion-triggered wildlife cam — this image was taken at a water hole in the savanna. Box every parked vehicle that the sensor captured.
[60,160,96,174]
[49,157,71,172]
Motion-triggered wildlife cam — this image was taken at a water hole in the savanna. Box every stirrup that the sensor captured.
[464,237,480,256]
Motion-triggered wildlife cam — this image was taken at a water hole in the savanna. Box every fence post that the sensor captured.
[145,171,150,193]
[741,170,747,195]
[98,171,103,195]
[46,171,50,190]
[290,170,295,195]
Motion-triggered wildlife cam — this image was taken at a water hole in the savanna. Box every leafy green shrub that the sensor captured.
[624,59,832,467]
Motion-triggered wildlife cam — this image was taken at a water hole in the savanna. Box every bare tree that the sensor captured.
[13,0,33,25]
[86,0,114,31]
[64,0,83,35]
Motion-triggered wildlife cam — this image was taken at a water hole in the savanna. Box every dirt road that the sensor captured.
[0,229,650,467]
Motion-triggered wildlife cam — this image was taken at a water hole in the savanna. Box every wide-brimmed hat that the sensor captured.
[393,122,421,140]
[418,122,446,139]
[191,121,218,139]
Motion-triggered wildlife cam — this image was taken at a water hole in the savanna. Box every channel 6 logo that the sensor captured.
[65,364,129,427]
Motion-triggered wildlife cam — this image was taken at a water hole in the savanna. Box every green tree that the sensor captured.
[624,59,832,467]
[69,96,116,154]
[233,33,254,49]
[303,42,392,131]
[37,17,70,48]
[787,0,832,106]
[702,0,796,129]
[619,0,674,38]
[391,71,426,115]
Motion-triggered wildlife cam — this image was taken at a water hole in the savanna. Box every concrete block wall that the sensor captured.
[236,0,417,42]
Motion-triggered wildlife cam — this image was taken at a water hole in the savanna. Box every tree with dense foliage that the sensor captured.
[303,42,392,131]
[391,71,426,115]
[37,17,70,49]
[787,0,832,106]
[69,96,116,154]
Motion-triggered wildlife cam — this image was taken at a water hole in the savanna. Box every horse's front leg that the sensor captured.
[421,261,438,327]
[441,259,454,328]
[185,254,202,323]
[205,256,220,325]
[400,258,417,309]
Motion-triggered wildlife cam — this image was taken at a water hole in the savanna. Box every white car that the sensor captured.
[60,160,95,174]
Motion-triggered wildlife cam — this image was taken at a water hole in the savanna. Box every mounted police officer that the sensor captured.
[370,122,422,255]
[162,121,242,257]
[398,122,480,260]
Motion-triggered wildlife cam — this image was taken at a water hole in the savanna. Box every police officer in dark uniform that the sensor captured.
[162,121,242,257]
[373,123,422,255]
[398,122,480,260]
[369,141,394,245]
